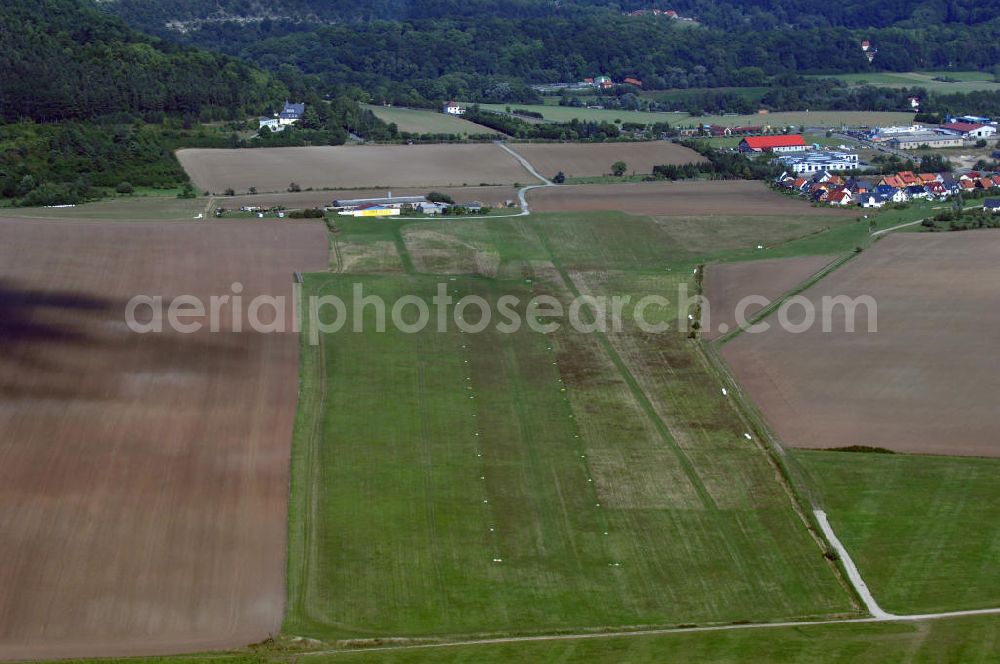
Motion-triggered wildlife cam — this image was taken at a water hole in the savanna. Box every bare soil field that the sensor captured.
[177,144,531,193]
[219,185,520,211]
[528,181,856,216]
[0,218,328,659]
[722,231,1000,457]
[701,256,836,340]
[512,141,702,177]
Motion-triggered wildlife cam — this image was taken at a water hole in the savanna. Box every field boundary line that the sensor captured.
[714,251,858,346]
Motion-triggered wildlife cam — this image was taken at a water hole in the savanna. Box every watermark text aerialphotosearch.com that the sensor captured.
[124,282,877,344]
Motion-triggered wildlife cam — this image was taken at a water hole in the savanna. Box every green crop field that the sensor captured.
[0,193,208,220]
[476,104,915,129]
[364,105,499,135]
[794,451,1000,615]
[812,70,1000,94]
[285,206,869,641]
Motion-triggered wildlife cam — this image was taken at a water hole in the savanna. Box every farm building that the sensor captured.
[777,151,859,173]
[332,195,427,210]
[338,205,401,217]
[941,122,997,141]
[740,135,808,154]
[443,101,466,115]
[887,131,963,150]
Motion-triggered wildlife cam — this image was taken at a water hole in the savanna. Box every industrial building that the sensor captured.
[739,134,808,153]
[777,151,860,173]
[331,195,427,210]
[887,132,964,150]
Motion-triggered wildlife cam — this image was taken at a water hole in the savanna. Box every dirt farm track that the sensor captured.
[0,219,328,659]
[722,231,1000,457]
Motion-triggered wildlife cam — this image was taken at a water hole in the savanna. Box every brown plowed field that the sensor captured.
[701,256,836,340]
[0,219,328,659]
[511,141,702,177]
[218,186,520,211]
[177,144,531,193]
[528,181,856,216]
[722,231,1000,457]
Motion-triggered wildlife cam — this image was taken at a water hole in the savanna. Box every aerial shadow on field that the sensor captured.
[0,281,112,346]
[0,280,263,401]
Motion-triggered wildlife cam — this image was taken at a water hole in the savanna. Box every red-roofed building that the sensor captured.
[739,134,807,153]
[623,77,643,87]
[828,189,853,205]
[941,122,997,140]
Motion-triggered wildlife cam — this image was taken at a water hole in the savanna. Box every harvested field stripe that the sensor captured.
[391,225,417,275]
[531,225,716,511]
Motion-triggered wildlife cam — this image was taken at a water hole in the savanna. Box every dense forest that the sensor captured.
[0,0,290,123]
[101,0,1000,106]
[105,0,1000,32]
[0,0,397,206]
